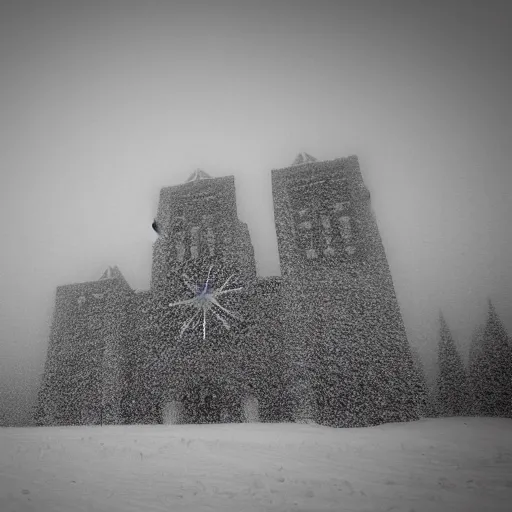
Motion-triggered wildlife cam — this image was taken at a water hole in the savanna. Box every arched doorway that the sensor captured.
[181,380,225,424]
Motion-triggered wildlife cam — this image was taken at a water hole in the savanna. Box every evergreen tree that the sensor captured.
[468,324,485,373]
[472,300,512,418]
[434,312,469,416]
[410,346,429,418]
[468,323,485,416]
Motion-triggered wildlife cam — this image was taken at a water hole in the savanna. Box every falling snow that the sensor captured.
[34,155,445,428]
[23,153,512,510]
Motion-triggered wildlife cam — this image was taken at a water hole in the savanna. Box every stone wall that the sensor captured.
[245,276,289,421]
[128,268,286,424]
[35,277,133,426]
[272,155,421,427]
[143,174,263,423]
[37,156,424,428]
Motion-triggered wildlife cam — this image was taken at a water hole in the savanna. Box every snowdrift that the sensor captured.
[1,417,511,511]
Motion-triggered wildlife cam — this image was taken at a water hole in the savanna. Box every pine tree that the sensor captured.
[435,312,469,417]
[410,346,429,418]
[468,323,485,416]
[468,324,485,373]
[472,300,512,418]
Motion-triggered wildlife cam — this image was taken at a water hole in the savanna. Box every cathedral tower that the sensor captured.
[35,266,133,426]
[272,154,420,426]
[145,169,262,424]
[151,169,256,294]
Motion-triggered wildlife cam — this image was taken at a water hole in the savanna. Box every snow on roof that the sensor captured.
[98,265,123,281]
[186,168,213,182]
[291,152,317,166]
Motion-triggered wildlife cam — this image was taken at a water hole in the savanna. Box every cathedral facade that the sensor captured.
[36,154,422,427]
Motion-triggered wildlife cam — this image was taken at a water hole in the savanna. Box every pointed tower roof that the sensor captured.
[291,152,317,166]
[99,265,124,281]
[186,168,212,182]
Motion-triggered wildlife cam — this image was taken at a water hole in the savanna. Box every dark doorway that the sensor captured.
[181,382,223,424]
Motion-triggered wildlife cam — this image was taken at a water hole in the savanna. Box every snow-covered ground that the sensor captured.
[1,417,511,512]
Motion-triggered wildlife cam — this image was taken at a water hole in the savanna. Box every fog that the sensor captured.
[0,0,511,426]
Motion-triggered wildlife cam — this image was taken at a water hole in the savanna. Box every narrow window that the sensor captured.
[306,248,318,259]
[190,226,200,259]
[175,231,186,262]
[339,216,351,240]
[320,215,331,232]
[298,220,312,230]
[333,202,350,213]
[206,227,215,256]
[321,215,334,256]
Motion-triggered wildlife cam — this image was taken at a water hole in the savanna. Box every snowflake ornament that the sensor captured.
[168,265,244,339]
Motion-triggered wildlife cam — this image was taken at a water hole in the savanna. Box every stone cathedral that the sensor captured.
[36,154,422,428]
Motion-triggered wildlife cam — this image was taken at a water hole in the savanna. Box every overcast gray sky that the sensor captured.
[1,0,511,425]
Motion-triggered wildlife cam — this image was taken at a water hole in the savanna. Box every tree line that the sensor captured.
[420,300,512,419]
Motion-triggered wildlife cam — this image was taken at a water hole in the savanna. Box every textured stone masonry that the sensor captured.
[36,156,422,427]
